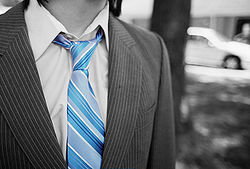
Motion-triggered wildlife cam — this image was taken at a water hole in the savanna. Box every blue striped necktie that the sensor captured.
[53,30,105,169]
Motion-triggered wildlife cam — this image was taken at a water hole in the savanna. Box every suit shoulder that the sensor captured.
[0,3,25,32]
[117,19,167,66]
[0,3,26,55]
[117,19,170,87]
[119,20,162,50]
[0,9,9,25]
[0,3,23,22]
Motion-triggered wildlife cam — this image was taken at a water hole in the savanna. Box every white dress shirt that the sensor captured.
[24,0,109,159]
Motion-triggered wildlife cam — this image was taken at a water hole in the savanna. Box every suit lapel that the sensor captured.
[101,15,142,168]
[0,4,142,168]
[0,3,66,168]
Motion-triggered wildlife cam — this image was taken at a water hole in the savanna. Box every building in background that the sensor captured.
[191,0,250,38]
[120,0,154,28]
[121,0,250,39]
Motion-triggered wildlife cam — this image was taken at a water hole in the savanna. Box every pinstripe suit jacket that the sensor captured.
[0,2,175,169]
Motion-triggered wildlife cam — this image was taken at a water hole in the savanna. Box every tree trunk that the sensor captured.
[151,0,191,135]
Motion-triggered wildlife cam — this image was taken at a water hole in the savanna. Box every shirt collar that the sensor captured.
[24,0,109,61]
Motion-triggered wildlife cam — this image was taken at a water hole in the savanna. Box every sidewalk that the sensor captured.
[178,65,250,169]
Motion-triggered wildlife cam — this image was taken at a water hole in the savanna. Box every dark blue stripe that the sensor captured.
[68,90,104,136]
[68,85,104,134]
[71,42,89,60]
[68,82,104,131]
[53,34,71,49]
[83,69,89,78]
[69,81,103,127]
[87,80,95,96]
[67,105,103,149]
[74,50,90,70]
[68,146,92,169]
[68,112,103,155]
[72,44,90,68]
[74,43,97,70]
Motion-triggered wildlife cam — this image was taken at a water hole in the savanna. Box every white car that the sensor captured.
[185,27,250,69]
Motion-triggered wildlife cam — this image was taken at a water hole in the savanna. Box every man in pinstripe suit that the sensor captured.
[0,0,175,168]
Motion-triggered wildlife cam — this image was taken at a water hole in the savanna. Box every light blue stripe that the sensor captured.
[71,42,92,66]
[53,34,72,49]
[90,30,102,43]
[68,107,103,150]
[68,107,103,152]
[71,41,89,60]
[68,127,102,169]
[68,106,104,150]
[53,30,104,169]
[74,43,98,71]
[71,72,99,112]
[68,110,103,154]
[68,99,104,141]
[68,89,104,135]
[68,86,104,133]
[68,81,104,130]
[68,146,92,169]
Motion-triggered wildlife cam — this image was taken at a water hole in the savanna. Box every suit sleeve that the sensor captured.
[147,35,175,169]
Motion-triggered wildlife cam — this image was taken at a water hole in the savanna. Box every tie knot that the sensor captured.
[53,29,103,71]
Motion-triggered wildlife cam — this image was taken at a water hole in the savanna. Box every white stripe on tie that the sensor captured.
[53,29,104,169]
[70,80,103,122]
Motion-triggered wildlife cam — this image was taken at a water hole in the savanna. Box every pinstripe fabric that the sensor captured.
[101,16,142,168]
[0,3,66,169]
[102,16,175,169]
[0,114,32,169]
[0,2,175,169]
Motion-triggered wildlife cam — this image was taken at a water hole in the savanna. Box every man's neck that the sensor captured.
[43,0,107,37]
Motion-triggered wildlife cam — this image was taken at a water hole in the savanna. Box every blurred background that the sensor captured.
[1,0,250,168]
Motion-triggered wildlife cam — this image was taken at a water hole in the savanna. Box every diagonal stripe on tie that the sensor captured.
[68,81,104,133]
[70,77,102,120]
[53,29,104,169]
[68,144,93,169]
[67,106,104,153]
[67,103,104,142]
